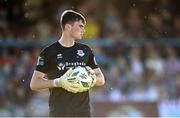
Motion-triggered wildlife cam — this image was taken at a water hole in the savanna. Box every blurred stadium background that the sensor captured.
[0,0,180,117]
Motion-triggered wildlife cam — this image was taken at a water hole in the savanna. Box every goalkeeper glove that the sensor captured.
[85,66,96,87]
[53,68,80,93]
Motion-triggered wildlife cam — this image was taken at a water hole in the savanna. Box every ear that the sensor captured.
[64,24,72,31]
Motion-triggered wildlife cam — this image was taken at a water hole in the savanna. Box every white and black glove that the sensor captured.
[85,66,96,88]
[53,68,80,93]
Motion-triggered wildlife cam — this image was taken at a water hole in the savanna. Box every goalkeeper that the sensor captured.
[30,9,105,117]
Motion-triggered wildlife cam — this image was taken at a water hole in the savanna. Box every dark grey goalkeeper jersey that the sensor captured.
[35,41,98,116]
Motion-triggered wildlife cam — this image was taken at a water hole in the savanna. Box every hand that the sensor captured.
[53,68,80,93]
[85,66,96,87]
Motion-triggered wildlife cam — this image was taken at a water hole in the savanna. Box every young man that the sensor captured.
[30,10,105,117]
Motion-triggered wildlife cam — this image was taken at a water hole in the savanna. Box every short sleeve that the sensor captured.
[87,48,98,69]
[35,49,49,73]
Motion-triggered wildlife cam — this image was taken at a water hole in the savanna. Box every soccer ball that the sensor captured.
[71,66,92,90]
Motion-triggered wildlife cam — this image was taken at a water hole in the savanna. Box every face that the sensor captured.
[69,20,85,39]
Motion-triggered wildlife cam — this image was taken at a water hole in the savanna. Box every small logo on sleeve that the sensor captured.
[37,56,44,66]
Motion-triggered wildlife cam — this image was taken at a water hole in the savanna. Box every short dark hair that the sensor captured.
[60,10,86,30]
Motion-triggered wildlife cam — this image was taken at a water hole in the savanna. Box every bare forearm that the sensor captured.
[30,77,54,91]
[93,68,105,86]
[95,74,105,86]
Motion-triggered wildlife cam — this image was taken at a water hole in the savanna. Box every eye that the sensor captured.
[79,25,84,28]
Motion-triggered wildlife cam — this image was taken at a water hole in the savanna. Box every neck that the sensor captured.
[58,32,75,47]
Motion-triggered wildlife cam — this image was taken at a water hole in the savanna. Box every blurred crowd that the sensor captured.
[0,0,180,117]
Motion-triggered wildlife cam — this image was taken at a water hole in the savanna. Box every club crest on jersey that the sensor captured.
[77,50,85,57]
